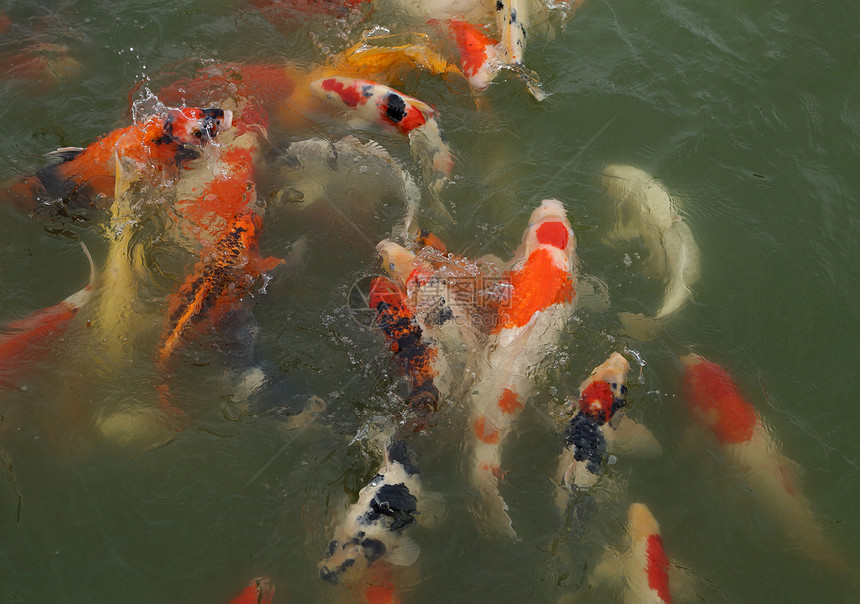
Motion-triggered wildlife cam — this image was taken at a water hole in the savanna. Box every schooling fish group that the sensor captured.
[0,1,852,603]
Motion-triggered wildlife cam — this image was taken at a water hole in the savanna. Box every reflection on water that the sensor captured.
[1,0,860,602]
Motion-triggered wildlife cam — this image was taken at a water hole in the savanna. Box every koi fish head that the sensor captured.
[161,107,233,146]
[680,353,758,444]
[311,77,435,135]
[577,352,629,424]
[319,441,422,585]
[518,199,575,266]
[376,239,417,288]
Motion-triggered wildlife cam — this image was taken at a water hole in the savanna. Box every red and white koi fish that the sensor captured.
[556,352,660,503]
[0,242,95,390]
[466,198,576,536]
[2,106,231,214]
[228,576,275,604]
[431,18,500,92]
[310,76,435,135]
[680,353,848,572]
[310,76,455,199]
[589,503,673,604]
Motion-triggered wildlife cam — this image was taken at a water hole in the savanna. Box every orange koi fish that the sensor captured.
[431,18,500,91]
[2,106,231,213]
[228,576,275,604]
[557,353,660,503]
[589,503,674,604]
[0,242,95,390]
[680,353,849,572]
[466,198,576,536]
[158,211,284,365]
[368,276,440,420]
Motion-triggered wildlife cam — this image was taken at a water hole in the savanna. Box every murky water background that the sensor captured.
[1,0,860,602]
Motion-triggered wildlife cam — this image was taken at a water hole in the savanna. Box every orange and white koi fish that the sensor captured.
[319,438,435,585]
[557,352,660,502]
[2,107,231,214]
[466,198,576,536]
[602,165,700,340]
[431,18,500,92]
[228,576,275,604]
[158,211,284,366]
[93,106,233,363]
[680,353,848,571]
[589,503,674,604]
[0,242,94,390]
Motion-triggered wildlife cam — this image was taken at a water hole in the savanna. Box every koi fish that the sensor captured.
[1,42,82,93]
[602,164,700,340]
[495,0,528,68]
[680,353,849,572]
[158,211,284,365]
[0,242,95,390]
[589,503,674,604]
[431,18,500,92]
[310,76,436,135]
[2,106,231,214]
[228,576,275,604]
[309,77,455,203]
[93,107,233,363]
[557,352,661,504]
[368,276,441,424]
[376,237,502,379]
[268,135,421,246]
[319,438,437,585]
[466,198,576,536]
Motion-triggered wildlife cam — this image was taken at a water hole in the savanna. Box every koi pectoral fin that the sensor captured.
[254,255,286,275]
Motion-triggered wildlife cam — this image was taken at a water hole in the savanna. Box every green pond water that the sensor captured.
[1,0,860,602]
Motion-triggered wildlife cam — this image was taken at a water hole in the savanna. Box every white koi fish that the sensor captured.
[601,165,700,340]
[319,437,438,585]
[556,352,660,505]
[466,198,576,536]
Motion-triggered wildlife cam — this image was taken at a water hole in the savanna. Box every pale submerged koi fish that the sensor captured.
[602,164,700,341]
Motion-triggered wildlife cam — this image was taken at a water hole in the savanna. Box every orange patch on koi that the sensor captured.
[496,388,523,414]
[682,358,757,444]
[498,248,574,330]
[473,416,500,444]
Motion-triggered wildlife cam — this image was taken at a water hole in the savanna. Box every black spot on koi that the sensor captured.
[383,93,407,125]
[564,413,607,475]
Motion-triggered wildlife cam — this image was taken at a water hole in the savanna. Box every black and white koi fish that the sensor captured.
[319,438,440,585]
